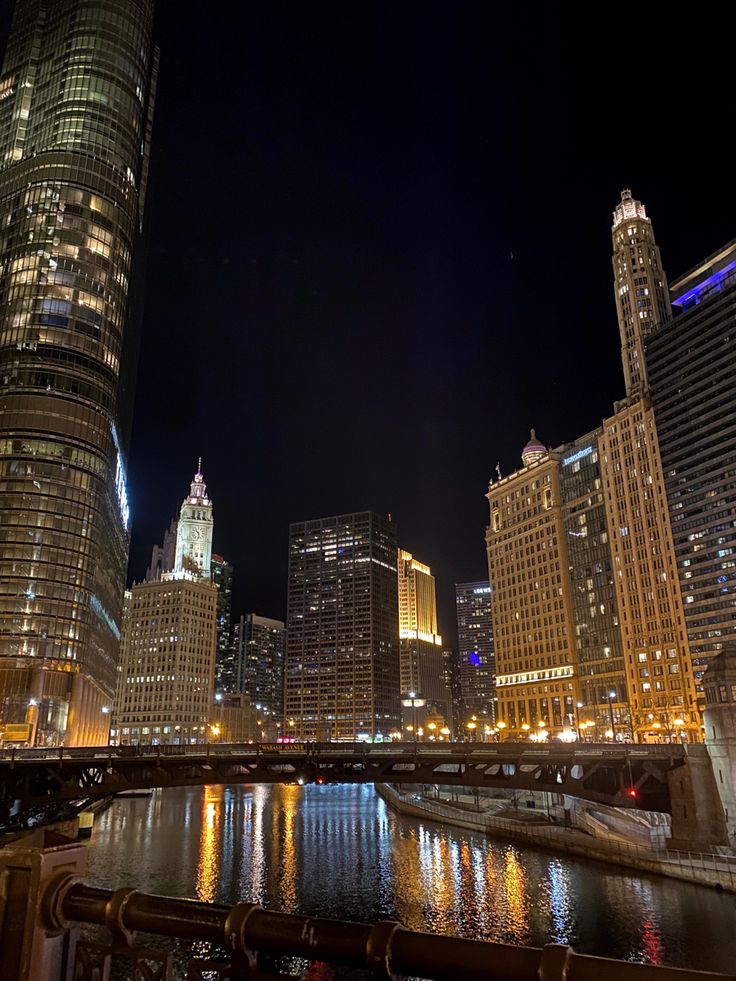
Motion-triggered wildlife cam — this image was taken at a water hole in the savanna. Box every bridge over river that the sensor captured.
[3,739,721,842]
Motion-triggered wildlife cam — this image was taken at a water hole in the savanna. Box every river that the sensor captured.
[83,783,736,977]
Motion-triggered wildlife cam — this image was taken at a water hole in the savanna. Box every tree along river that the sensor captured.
[83,783,736,978]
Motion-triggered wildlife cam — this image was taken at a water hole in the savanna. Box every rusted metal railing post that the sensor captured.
[0,829,87,981]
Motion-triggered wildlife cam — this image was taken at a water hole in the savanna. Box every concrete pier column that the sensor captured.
[702,645,736,848]
[667,743,729,850]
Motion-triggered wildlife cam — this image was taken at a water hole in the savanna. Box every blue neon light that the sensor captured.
[672,257,736,309]
[562,445,593,467]
[468,651,482,667]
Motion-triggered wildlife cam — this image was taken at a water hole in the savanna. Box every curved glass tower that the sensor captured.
[0,0,158,746]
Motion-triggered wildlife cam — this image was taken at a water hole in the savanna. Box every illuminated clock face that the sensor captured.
[190,527,202,541]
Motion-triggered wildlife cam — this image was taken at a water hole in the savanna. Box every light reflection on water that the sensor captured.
[84,783,736,975]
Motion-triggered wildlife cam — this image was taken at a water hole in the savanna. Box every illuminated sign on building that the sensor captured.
[562,445,594,467]
[473,586,491,595]
[111,425,130,530]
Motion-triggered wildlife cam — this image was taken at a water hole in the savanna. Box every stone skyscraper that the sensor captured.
[0,0,158,746]
[486,437,579,737]
[285,512,400,741]
[611,189,671,400]
[599,191,699,741]
[111,466,218,747]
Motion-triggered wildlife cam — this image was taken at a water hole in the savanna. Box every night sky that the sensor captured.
[1,3,734,644]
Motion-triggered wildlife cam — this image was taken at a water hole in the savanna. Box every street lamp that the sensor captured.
[496,720,507,742]
[401,693,426,742]
[466,720,477,742]
[574,701,584,739]
[606,691,616,742]
[521,722,530,737]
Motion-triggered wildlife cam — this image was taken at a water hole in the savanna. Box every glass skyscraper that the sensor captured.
[285,512,400,741]
[558,430,629,736]
[647,241,736,682]
[0,0,158,746]
[454,581,496,727]
[233,613,285,729]
[211,554,234,692]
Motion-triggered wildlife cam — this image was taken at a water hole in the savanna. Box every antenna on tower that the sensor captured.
[197,456,202,474]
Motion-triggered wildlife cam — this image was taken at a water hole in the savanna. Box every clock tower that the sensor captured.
[174,461,214,580]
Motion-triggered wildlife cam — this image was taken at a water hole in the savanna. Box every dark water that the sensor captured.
[83,784,736,976]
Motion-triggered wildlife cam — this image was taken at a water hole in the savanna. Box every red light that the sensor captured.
[628,788,637,798]
[316,775,326,785]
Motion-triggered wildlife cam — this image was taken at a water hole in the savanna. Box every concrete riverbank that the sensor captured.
[377,783,736,892]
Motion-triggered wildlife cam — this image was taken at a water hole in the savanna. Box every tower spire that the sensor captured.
[611,189,671,399]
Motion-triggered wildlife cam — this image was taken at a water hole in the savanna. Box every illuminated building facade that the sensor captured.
[211,554,234,692]
[0,0,158,745]
[454,581,496,727]
[612,189,671,400]
[285,512,400,740]
[111,576,217,746]
[397,548,450,729]
[647,241,736,682]
[599,191,699,741]
[111,468,217,745]
[174,464,213,580]
[233,613,285,728]
[558,431,630,737]
[486,439,579,737]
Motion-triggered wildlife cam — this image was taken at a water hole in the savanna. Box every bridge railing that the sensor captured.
[0,740,686,763]
[0,831,732,981]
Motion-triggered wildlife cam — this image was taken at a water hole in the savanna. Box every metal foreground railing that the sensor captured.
[42,881,736,981]
[1,832,734,981]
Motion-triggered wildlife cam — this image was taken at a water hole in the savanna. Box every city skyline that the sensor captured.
[2,5,732,648]
[0,3,733,668]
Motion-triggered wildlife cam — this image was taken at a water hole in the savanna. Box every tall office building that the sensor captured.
[486,435,580,735]
[0,0,158,746]
[441,647,463,734]
[485,430,631,738]
[233,613,285,728]
[397,548,450,726]
[599,191,699,740]
[285,512,400,741]
[558,430,629,735]
[454,580,496,728]
[211,554,234,692]
[647,240,736,681]
[612,189,671,399]
[111,466,218,746]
